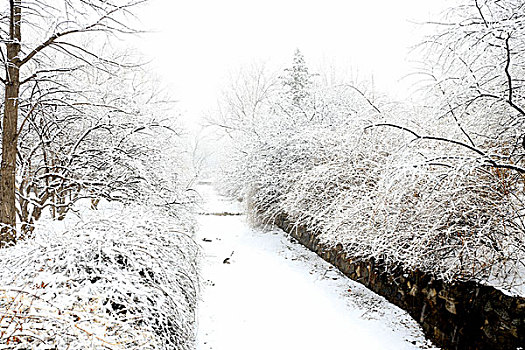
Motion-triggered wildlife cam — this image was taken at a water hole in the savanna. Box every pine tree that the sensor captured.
[280,49,314,107]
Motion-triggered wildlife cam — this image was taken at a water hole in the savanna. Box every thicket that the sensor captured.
[0,206,199,349]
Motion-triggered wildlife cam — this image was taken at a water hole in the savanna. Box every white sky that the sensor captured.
[132,0,448,126]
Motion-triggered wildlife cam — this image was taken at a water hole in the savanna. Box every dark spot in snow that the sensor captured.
[223,251,235,264]
[90,276,101,283]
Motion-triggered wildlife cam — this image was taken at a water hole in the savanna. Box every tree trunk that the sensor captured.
[0,1,21,246]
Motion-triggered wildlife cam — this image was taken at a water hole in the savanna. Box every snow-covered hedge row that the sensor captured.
[216,52,525,294]
[0,205,199,349]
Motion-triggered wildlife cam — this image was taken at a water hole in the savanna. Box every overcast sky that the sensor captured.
[133,0,448,125]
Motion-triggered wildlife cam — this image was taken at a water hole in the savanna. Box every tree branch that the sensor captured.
[19,2,142,66]
[366,123,525,174]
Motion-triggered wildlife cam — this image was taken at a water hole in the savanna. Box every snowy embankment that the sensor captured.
[0,202,199,349]
[195,184,436,350]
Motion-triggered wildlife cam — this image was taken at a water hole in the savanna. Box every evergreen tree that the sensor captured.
[280,49,315,107]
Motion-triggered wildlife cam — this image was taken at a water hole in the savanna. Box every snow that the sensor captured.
[195,184,437,350]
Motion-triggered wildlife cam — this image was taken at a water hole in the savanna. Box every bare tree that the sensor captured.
[412,0,525,174]
[210,63,278,139]
[15,53,180,236]
[0,0,147,246]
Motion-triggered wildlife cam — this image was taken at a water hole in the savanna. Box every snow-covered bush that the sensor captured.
[0,205,199,349]
[371,160,524,281]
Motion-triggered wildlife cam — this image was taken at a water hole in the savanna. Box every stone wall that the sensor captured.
[274,214,525,350]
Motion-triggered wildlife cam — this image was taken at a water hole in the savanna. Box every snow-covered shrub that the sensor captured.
[320,141,525,281]
[0,205,199,349]
[372,160,524,281]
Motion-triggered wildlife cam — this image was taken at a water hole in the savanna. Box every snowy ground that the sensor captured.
[195,184,437,350]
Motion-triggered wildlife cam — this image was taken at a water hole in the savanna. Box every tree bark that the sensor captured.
[0,1,22,246]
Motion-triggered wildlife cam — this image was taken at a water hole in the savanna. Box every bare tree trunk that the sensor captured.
[0,1,21,246]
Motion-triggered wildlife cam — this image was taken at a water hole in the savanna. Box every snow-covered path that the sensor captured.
[195,184,436,350]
